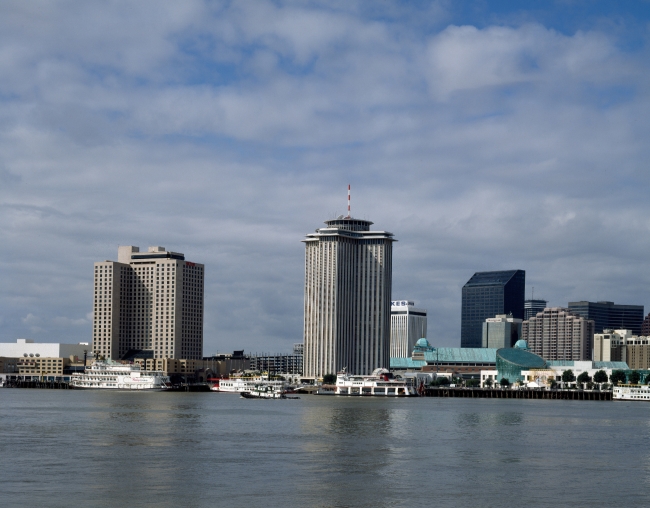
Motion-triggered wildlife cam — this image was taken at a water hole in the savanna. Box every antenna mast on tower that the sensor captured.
[346,184,351,218]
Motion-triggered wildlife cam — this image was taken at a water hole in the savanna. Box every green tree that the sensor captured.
[322,373,337,385]
[548,379,557,389]
[438,377,450,386]
[484,378,493,388]
[629,370,641,384]
[593,370,608,384]
[499,378,510,388]
[562,370,576,384]
[466,379,479,387]
[610,370,627,385]
[577,372,591,384]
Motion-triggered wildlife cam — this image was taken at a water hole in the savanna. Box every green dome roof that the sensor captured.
[416,338,431,348]
[514,339,528,349]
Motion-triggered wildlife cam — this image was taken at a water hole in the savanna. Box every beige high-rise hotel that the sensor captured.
[302,216,395,378]
[93,246,204,360]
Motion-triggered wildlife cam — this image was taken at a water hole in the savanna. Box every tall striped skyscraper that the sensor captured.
[302,216,396,378]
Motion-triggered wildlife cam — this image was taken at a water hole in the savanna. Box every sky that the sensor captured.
[1,0,650,353]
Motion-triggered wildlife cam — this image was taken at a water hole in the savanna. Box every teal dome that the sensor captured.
[416,338,430,348]
[514,339,528,349]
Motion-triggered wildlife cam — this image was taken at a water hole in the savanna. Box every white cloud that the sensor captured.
[0,2,649,350]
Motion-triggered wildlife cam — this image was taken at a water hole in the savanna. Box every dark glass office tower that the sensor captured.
[461,270,525,348]
[567,301,644,335]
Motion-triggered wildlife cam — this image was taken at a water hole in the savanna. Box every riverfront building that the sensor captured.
[482,314,522,349]
[568,301,644,335]
[0,338,89,359]
[461,270,525,348]
[390,300,427,358]
[93,246,204,360]
[594,329,650,370]
[390,338,497,379]
[303,215,395,378]
[522,307,594,361]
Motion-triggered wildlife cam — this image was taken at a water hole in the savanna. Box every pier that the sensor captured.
[423,387,612,400]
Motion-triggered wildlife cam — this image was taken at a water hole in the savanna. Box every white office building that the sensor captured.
[390,300,427,358]
[482,314,522,349]
[93,246,204,360]
[0,338,89,359]
[303,215,395,378]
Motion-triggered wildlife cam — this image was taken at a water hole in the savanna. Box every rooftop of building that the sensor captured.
[496,347,546,369]
[393,338,498,368]
[463,270,524,288]
[546,360,630,370]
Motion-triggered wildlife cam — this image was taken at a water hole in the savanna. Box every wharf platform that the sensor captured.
[2,380,211,391]
[423,387,612,400]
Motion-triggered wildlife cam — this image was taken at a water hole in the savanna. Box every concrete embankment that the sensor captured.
[423,387,612,400]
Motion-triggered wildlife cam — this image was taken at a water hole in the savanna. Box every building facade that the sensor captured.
[524,299,547,320]
[594,329,650,370]
[522,307,595,361]
[568,301,644,335]
[390,338,497,379]
[482,314,522,349]
[303,216,395,378]
[0,338,89,359]
[249,353,303,375]
[461,270,525,348]
[641,313,650,336]
[390,300,427,358]
[93,246,204,360]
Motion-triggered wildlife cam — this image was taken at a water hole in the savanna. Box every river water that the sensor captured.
[1,390,649,507]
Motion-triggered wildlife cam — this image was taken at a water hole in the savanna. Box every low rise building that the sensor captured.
[481,359,632,388]
[0,338,89,360]
[250,353,303,375]
[594,329,650,369]
[391,338,497,379]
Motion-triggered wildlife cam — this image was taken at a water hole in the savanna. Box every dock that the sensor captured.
[423,387,612,400]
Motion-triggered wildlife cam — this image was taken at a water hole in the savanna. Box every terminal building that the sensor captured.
[391,338,497,379]
[0,339,91,382]
[480,340,631,387]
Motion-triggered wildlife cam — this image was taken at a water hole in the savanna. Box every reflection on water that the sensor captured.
[1,393,649,507]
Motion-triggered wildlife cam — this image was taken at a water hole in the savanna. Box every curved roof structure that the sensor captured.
[496,348,546,369]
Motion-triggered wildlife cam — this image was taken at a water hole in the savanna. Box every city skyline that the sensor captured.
[2,2,650,354]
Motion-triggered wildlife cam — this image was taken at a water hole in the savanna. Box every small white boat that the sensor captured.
[70,360,170,390]
[613,384,650,401]
[333,368,416,396]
